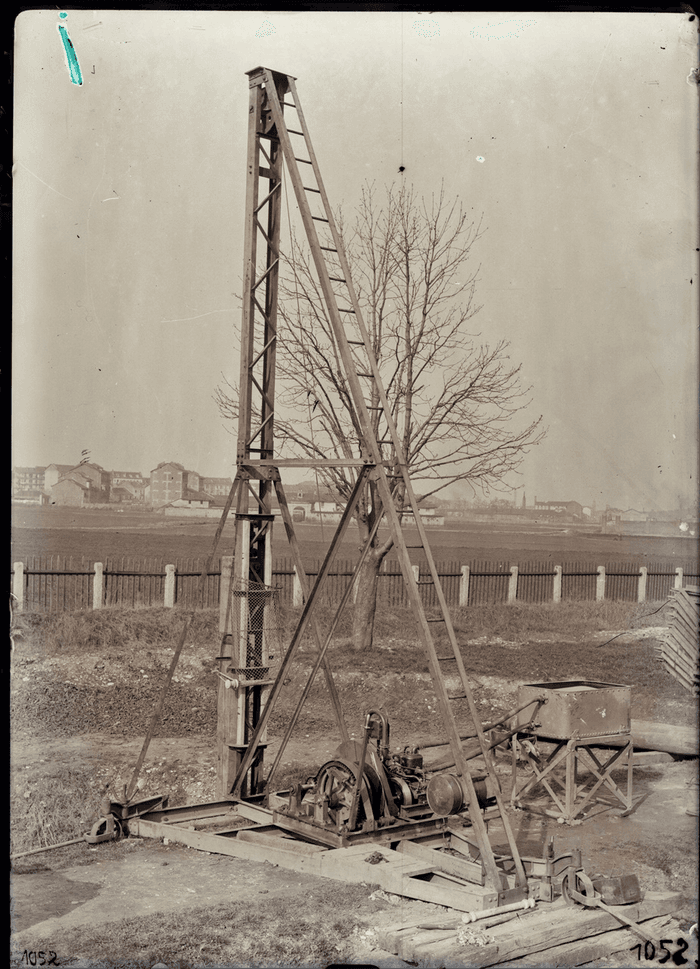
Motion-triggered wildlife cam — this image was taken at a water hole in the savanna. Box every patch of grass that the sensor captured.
[11,766,104,857]
[15,607,220,658]
[16,598,665,665]
[451,599,668,643]
[24,882,387,968]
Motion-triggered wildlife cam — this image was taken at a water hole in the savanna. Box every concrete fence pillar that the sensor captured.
[12,562,24,612]
[219,556,233,634]
[553,566,562,604]
[93,562,104,610]
[674,567,684,590]
[508,566,519,603]
[459,565,470,607]
[412,564,420,589]
[596,565,606,602]
[292,566,303,608]
[637,566,648,604]
[164,564,176,607]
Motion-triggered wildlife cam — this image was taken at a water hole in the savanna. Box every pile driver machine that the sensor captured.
[109,67,641,915]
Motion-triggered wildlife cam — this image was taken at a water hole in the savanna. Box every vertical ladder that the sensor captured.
[234,67,526,893]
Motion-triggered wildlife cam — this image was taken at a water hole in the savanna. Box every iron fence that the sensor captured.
[11,555,698,613]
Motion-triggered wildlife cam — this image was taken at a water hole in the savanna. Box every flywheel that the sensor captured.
[314,758,382,828]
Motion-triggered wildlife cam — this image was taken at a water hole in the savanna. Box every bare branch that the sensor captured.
[215,180,546,648]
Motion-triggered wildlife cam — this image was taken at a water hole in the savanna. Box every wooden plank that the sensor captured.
[657,642,697,680]
[318,843,498,910]
[593,720,698,756]
[397,838,485,885]
[658,635,697,674]
[381,867,498,912]
[132,817,323,875]
[668,606,698,642]
[665,626,698,665]
[509,914,677,967]
[388,891,682,965]
[632,750,674,766]
[234,800,275,824]
[631,720,697,755]
[236,827,328,854]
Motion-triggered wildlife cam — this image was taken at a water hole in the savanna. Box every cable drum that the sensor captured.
[427,772,489,817]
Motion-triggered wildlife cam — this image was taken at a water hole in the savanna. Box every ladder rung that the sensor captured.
[282,101,297,108]
[320,246,337,252]
[367,405,383,410]
[304,186,321,193]
[312,216,329,222]
[295,157,313,165]
[437,654,456,660]
[426,618,446,623]
[347,339,365,345]
[329,276,346,282]
[448,693,468,700]
[338,307,356,313]
[287,129,305,136]
[416,580,434,586]
[357,372,374,378]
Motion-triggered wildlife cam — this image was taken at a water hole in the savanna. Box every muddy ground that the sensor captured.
[9,618,699,968]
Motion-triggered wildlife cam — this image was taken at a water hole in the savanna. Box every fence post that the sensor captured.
[12,562,24,612]
[596,565,606,602]
[93,563,104,609]
[508,566,518,603]
[459,565,470,607]
[412,564,420,587]
[553,566,562,604]
[637,566,648,604]
[220,556,233,632]
[164,564,176,607]
[674,567,684,590]
[292,565,303,608]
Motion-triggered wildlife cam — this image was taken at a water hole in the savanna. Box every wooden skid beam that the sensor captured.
[516,914,678,968]
[377,892,683,966]
[132,816,499,910]
[133,817,324,876]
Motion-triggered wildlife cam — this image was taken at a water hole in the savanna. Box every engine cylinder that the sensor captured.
[427,773,488,816]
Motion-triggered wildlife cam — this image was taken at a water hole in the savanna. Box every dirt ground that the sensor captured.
[10,621,699,968]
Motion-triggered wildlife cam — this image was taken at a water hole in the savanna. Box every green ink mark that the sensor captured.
[58,23,83,85]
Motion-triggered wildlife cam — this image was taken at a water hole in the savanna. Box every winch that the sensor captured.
[269,708,490,844]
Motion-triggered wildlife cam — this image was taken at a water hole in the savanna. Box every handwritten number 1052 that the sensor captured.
[21,954,58,967]
[629,938,691,965]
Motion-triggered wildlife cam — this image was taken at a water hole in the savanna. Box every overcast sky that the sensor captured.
[12,10,698,511]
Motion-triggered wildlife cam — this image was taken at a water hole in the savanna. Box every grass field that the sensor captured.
[11,503,698,571]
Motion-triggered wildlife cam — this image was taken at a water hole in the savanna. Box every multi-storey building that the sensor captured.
[149,462,202,507]
[43,464,74,492]
[110,471,149,502]
[201,476,233,497]
[50,463,110,505]
[12,466,47,496]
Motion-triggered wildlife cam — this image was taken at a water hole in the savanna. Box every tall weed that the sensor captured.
[11,767,103,856]
[15,607,219,657]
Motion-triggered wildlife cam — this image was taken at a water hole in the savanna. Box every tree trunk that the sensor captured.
[352,546,385,651]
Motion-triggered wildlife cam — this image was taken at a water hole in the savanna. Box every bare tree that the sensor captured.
[217,183,545,649]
